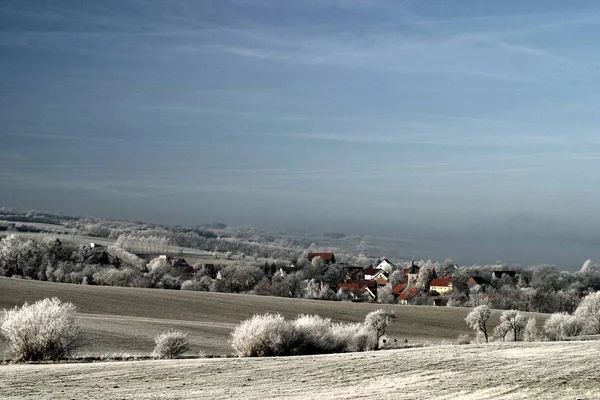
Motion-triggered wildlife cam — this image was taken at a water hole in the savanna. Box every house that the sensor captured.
[429,277,453,295]
[364,267,379,280]
[362,266,389,284]
[392,283,407,295]
[337,280,377,301]
[345,267,365,281]
[492,270,517,280]
[171,258,192,273]
[273,267,290,278]
[398,287,421,305]
[307,252,336,264]
[372,270,389,286]
[403,261,420,284]
[375,258,395,274]
[85,242,110,265]
[467,276,488,288]
[198,264,217,278]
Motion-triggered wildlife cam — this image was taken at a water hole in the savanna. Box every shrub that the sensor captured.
[0,297,82,362]
[231,314,297,357]
[544,313,583,341]
[292,314,339,354]
[152,330,189,359]
[523,317,540,342]
[181,280,201,291]
[330,322,377,352]
[574,292,600,334]
[455,333,471,345]
[231,313,379,357]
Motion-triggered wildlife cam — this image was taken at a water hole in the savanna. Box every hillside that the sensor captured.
[2,341,599,399]
[0,278,548,356]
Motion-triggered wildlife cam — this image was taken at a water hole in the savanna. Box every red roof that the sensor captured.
[398,287,420,301]
[392,283,407,294]
[347,268,364,278]
[308,252,335,261]
[430,277,453,287]
[364,268,378,275]
[338,281,377,298]
[338,280,376,289]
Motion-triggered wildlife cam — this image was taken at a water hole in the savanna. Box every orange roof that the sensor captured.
[392,283,407,294]
[430,277,453,287]
[308,252,335,261]
[398,287,420,301]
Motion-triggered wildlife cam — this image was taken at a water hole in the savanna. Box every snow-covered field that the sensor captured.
[2,341,599,399]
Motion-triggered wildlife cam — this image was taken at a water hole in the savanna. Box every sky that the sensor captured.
[2,0,600,269]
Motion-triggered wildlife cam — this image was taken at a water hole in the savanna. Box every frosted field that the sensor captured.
[2,341,599,399]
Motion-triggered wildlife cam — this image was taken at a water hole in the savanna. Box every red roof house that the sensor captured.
[307,252,336,264]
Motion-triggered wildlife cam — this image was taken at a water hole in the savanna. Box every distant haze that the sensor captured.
[2,1,600,270]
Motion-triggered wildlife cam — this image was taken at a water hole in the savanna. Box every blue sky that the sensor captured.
[2,0,600,268]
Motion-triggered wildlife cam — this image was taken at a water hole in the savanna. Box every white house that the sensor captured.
[375,258,395,274]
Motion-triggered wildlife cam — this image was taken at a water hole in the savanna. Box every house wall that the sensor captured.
[430,285,452,294]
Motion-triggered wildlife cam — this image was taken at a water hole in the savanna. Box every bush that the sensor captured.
[231,314,297,357]
[544,313,583,341]
[231,313,378,357]
[523,317,540,342]
[330,322,377,352]
[152,330,189,359]
[455,333,471,345]
[181,279,202,291]
[0,297,82,362]
[574,292,600,334]
[292,314,341,354]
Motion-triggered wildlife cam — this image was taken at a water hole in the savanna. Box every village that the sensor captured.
[151,248,513,307]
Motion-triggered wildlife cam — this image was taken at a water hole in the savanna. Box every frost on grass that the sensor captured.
[0,297,82,362]
[152,330,189,359]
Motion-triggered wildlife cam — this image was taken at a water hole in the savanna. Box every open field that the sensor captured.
[0,277,548,357]
[2,341,599,399]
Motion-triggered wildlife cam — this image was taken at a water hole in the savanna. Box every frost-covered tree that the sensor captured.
[494,310,527,342]
[465,305,492,343]
[580,259,597,275]
[416,266,435,290]
[574,292,600,334]
[364,309,395,349]
[523,317,539,342]
[389,270,404,287]
[543,313,582,341]
[214,264,265,293]
[377,284,396,304]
